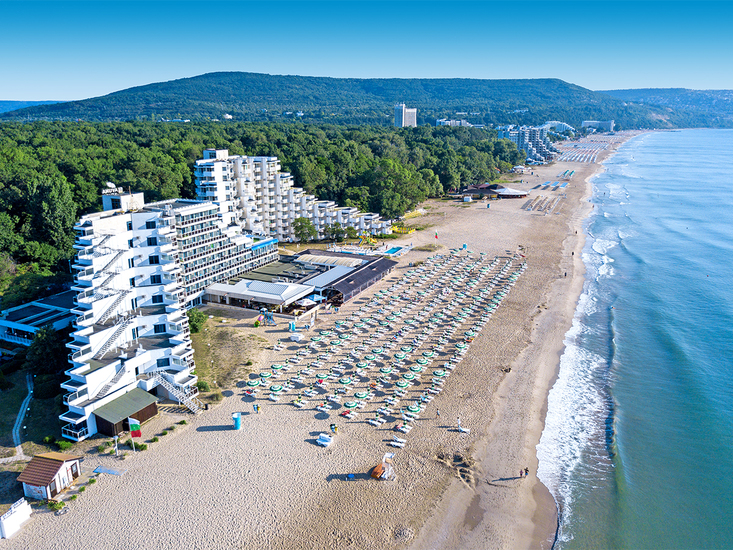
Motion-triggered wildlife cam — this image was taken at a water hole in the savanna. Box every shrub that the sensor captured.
[167,425,175,431]
[97,442,110,453]
[43,436,55,444]
[150,436,159,443]
[78,486,85,493]
[87,478,96,485]
[160,430,168,436]
[245,360,253,366]
[48,500,65,511]
[187,308,207,333]
[210,391,223,402]
[69,495,77,501]
[177,420,187,425]
[57,440,73,451]
[136,443,148,451]
[196,380,210,392]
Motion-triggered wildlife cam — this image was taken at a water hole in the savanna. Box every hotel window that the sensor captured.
[152,294,163,304]
[149,255,160,265]
[147,237,157,246]
[110,198,121,210]
[129,277,136,288]
[150,274,162,285]
[128,258,135,268]
[127,221,133,231]
[153,323,166,334]
[146,221,156,229]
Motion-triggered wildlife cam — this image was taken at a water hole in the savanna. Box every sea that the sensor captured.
[536,129,733,549]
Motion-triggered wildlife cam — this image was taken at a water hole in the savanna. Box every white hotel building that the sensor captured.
[61,188,278,441]
[194,150,391,242]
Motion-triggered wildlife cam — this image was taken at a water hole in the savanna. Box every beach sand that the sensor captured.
[4,134,633,550]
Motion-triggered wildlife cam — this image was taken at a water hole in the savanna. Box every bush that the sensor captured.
[78,486,85,493]
[150,436,159,443]
[136,443,148,451]
[196,380,210,392]
[48,500,65,510]
[177,420,187,425]
[57,440,73,451]
[187,308,207,333]
[160,430,168,436]
[69,495,77,501]
[43,436,55,444]
[87,478,96,485]
[245,360,253,366]
[210,391,223,402]
[96,442,110,453]
[167,425,175,431]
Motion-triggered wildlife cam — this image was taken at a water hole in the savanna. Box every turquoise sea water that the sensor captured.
[537,130,733,549]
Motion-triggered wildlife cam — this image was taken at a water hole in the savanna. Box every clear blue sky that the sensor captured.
[2,0,732,100]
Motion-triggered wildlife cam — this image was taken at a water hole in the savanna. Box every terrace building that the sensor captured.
[61,186,278,441]
[194,150,391,242]
[497,125,559,163]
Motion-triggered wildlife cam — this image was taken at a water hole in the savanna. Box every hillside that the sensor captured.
[0,72,695,129]
[600,88,733,127]
[0,100,63,114]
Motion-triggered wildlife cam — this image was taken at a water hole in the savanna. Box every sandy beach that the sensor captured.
[3,134,634,550]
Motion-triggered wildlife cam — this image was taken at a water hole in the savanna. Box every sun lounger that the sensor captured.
[268,394,280,402]
[303,389,318,398]
[316,404,332,412]
[458,426,471,434]
[396,423,413,434]
[389,441,405,448]
[368,419,381,427]
[327,395,341,403]
[292,400,308,408]
[316,433,333,447]
[393,435,407,444]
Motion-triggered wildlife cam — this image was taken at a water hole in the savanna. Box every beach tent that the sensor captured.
[371,453,397,481]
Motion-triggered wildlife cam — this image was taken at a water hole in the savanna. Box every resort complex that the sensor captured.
[56,150,395,442]
[194,149,391,242]
[497,125,560,163]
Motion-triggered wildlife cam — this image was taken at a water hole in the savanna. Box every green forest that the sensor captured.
[2,72,711,129]
[0,120,524,308]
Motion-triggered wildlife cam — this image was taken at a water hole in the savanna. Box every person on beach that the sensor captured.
[436,408,440,418]
[524,467,529,477]
[519,469,524,478]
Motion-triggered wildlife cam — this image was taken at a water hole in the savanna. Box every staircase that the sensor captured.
[97,249,125,275]
[95,365,128,399]
[98,290,131,324]
[94,317,133,359]
[149,372,203,413]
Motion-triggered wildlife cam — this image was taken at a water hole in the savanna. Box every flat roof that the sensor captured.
[207,279,314,306]
[93,388,158,425]
[300,265,354,289]
[295,254,366,268]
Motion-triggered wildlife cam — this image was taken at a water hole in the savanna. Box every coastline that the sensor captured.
[2,134,639,550]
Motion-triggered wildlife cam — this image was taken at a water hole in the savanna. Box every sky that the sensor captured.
[2,0,733,101]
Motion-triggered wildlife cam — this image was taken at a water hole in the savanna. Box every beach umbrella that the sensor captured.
[407,404,421,413]
[416,358,429,366]
[393,311,403,317]
[320,330,333,336]
[380,366,394,374]
[310,336,323,342]
[401,346,413,353]
[386,315,397,321]
[339,377,352,385]
[339,333,351,339]
[404,319,415,325]
[271,364,285,370]
[409,365,423,373]
[380,321,390,326]
[269,384,284,393]
[394,352,407,360]
[343,401,359,409]
[364,354,376,362]
[456,342,467,349]
[357,361,369,369]
[354,391,369,399]
[395,379,410,388]
[330,340,342,346]
[433,369,447,377]
[403,373,416,380]
[335,320,346,325]
[465,331,477,338]
[372,347,384,354]
[422,351,435,358]
[355,322,366,328]
[259,372,272,379]
[246,379,261,387]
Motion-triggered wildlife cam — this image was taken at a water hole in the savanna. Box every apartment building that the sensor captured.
[61,188,278,441]
[394,103,417,128]
[195,150,391,242]
[497,125,560,163]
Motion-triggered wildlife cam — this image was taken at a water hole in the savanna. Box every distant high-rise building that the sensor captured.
[582,120,615,132]
[394,103,417,127]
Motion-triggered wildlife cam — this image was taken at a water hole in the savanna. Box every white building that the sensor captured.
[497,125,559,163]
[394,103,417,127]
[436,119,473,127]
[194,150,391,242]
[582,120,615,132]
[61,186,278,441]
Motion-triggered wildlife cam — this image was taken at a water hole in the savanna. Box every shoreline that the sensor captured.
[3,133,640,550]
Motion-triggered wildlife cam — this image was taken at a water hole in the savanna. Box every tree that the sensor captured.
[187,308,207,333]
[292,217,317,243]
[25,324,68,375]
[325,222,345,242]
[345,226,358,240]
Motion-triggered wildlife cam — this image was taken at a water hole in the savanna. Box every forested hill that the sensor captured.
[0,72,701,129]
[0,100,62,114]
[599,88,733,127]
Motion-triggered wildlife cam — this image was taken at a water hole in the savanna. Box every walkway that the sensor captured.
[0,372,33,464]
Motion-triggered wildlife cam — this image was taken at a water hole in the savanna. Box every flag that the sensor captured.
[128,417,141,438]
[435,231,438,240]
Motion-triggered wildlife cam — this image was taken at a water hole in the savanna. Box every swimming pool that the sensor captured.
[385,247,402,255]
